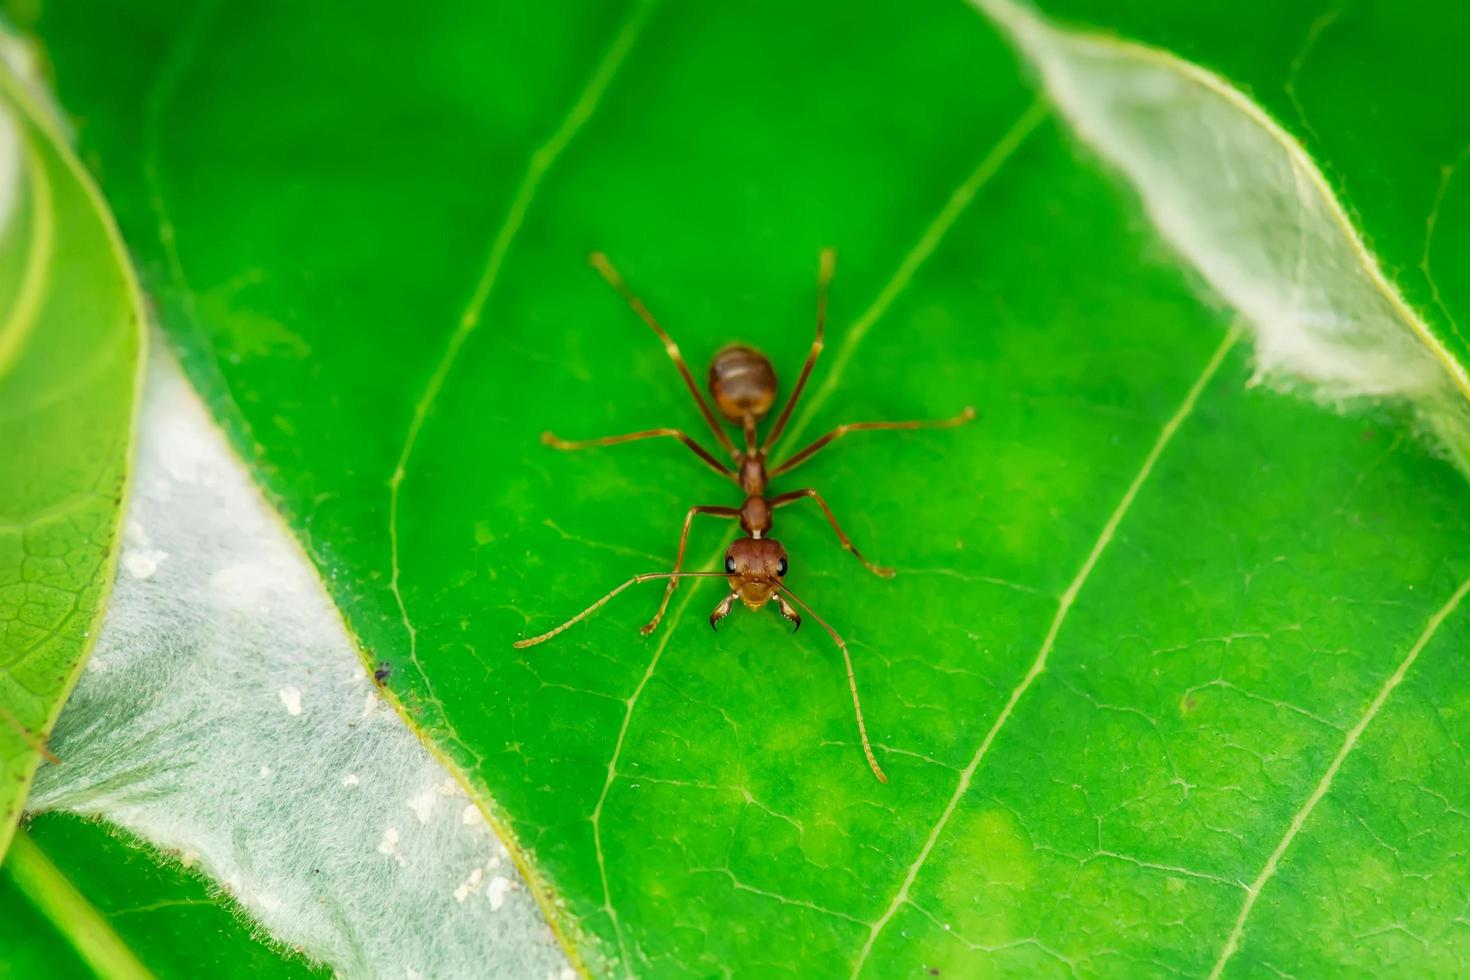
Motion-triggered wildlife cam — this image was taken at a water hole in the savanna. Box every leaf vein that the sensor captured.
[779,99,1049,448]
[1207,567,1470,977]
[852,323,1242,977]
[384,0,657,705]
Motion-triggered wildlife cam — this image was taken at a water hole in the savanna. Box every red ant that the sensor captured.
[514,250,974,782]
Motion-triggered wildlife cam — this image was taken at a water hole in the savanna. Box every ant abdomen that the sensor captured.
[708,344,776,422]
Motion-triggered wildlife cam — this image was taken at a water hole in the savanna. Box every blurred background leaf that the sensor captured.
[0,815,325,978]
[8,0,1470,976]
[0,60,139,858]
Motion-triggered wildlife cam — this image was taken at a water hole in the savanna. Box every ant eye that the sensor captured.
[725,556,736,573]
[777,558,788,577]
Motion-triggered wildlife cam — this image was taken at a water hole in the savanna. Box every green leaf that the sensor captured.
[17,0,1470,976]
[0,58,141,858]
[0,814,326,978]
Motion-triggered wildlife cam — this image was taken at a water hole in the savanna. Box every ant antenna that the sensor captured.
[513,571,728,649]
[776,583,887,783]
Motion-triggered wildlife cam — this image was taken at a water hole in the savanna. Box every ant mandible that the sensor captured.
[513,249,974,782]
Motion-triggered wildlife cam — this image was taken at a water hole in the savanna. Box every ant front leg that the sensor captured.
[770,488,894,578]
[644,504,740,635]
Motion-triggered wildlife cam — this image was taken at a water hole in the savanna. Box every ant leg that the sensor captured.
[542,427,735,482]
[589,252,739,459]
[769,407,976,478]
[775,583,887,783]
[644,504,740,635]
[763,248,834,454]
[770,488,894,578]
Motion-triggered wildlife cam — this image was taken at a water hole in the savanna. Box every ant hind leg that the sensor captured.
[542,427,735,481]
[763,247,835,454]
[589,252,739,458]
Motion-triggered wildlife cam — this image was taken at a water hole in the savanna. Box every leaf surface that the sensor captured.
[18,0,1470,975]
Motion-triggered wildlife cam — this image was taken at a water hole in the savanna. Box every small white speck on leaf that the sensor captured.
[407,790,435,825]
[259,766,272,779]
[486,874,512,911]
[278,685,302,716]
[341,773,360,787]
[377,826,406,867]
[453,866,484,902]
[123,548,167,580]
[462,804,483,827]
[362,691,379,718]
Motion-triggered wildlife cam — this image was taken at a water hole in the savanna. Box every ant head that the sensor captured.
[723,537,788,609]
